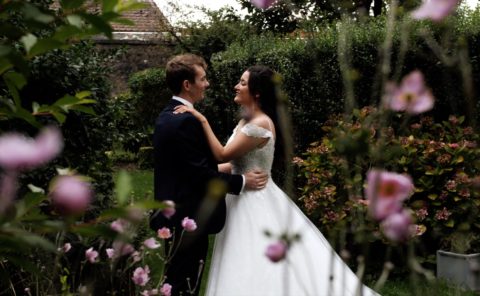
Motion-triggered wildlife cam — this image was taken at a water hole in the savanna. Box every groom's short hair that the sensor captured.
[166,54,207,95]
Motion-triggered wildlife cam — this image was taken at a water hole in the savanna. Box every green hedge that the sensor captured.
[111,68,172,153]
[205,9,480,151]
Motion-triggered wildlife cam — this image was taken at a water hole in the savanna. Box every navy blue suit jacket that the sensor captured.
[150,99,243,234]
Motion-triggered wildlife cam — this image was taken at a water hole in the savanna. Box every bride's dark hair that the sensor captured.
[246,65,285,180]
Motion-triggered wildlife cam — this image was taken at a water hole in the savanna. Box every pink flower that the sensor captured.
[143,238,161,249]
[58,242,72,253]
[162,200,176,219]
[160,283,172,296]
[85,247,99,263]
[181,217,197,232]
[365,169,414,220]
[435,207,452,220]
[265,241,288,263]
[50,175,93,216]
[0,126,63,171]
[411,0,460,21]
[250,0,276,9]
[381,210,414,242]
[110,219,129,233]
[132,265,150,286]
[415,208,428,221]
[448,143,459,149]
[384,71,434,115]
[106,248,115,259]
[131,251,141,263]
[157,227,172,239]
[112,240,135,256]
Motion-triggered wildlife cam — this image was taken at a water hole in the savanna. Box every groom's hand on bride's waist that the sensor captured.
[243,170,269,191]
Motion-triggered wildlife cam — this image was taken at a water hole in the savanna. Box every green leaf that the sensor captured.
[14,106,41,128]
[69,105,95,115]
[22,3,55,24]
[66,15,84,28]
[445,219,455,228]
[54,95,80,106]
[75,90,91,99]
[54,25,83,41]
[4,71,27,90]
[0,45,12,57]
[17,232,57,252]
[70,224,116,238]
[115,170,132,205]
[20,33,37,53]
[51,110,67,123]
[80,13,113,38]
[3,71,27,109]
[427,194,437,200]
[102,0,118,12]
[28,38,65,57]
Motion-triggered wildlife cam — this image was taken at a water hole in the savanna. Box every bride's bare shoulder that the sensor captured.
[250,115,274,132]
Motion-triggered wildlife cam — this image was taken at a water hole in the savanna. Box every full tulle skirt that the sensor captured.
[205,179,379,296]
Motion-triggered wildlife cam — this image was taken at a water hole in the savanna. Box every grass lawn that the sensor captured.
[124,168,478,296]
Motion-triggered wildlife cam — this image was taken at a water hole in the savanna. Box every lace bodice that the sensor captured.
[226,123,275,175]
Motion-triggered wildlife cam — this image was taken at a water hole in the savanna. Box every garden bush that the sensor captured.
[112,68,171,153]
[295,107,480,260]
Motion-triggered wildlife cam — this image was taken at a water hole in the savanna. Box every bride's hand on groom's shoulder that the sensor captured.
[173,105,207,123]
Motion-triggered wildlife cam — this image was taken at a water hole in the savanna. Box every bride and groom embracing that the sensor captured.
[150,53,379,296]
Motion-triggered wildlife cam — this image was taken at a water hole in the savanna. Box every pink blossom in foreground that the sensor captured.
[157,227,172,239]
[251,0,276,9]
[143,238,161,249]
[106,248,115,259]
[58,242,71,253]
[265,241,288,263]
[181,217,197,232]
[0,126,63,171]
[110,218,129,233]
[132,265,150,286]
[131,251,142,263]
[366,169,414,220]
[160,283,172,296]
[411,0,460,21]
[385,71,434,115]
[112,240,135,256]
[381,210,415,242]
[161,200,176,219]
[85,247,99,263]
[50,175,93,216]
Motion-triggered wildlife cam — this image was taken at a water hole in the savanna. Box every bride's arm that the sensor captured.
[174,106,267,162]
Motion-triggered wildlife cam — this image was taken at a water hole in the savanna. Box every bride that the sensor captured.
[174,65,379,296]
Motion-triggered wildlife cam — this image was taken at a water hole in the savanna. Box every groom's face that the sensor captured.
[188,65,209,103]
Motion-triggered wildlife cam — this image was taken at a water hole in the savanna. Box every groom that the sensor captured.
[150,53,268,296]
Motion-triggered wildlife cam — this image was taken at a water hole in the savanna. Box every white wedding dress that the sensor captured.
[205,123,379,296]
